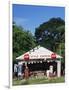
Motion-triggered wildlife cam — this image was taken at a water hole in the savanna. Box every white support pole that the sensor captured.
[57,60,61,77]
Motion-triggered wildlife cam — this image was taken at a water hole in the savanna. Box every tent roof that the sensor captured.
[16,45,62,60]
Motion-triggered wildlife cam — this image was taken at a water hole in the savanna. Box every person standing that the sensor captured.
[24,66,29,79]
[14,64,18,78]
[18,64,22,79]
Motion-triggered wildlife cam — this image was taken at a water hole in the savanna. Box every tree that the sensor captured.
[13,23,36,61]
[35,17,65,63]
[35,17,65,51]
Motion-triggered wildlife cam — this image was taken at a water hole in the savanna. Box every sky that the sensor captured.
[13,4,65,35]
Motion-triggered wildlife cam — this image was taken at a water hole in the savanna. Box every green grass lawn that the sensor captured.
[13,76,65,86]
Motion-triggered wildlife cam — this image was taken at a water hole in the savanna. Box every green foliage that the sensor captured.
[35,17,65,62]
[13,17,65,63]
[13,23,36,61]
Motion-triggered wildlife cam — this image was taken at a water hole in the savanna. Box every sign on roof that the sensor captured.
[51,53,56,59]
[24,54,29,60]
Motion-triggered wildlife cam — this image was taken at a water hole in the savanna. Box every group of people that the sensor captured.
[13,63,29,79]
